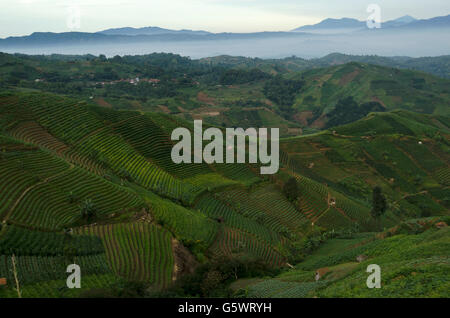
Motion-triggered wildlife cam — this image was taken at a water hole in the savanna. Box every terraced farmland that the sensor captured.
[195,194,282,246]
[143,190,218,247]
[0,225,103,256]
[218,185,308,233]
[247,280,325,298]
[0,89,448,298]
[210,227,286,267]
[76,223,174,287]
[7,166,143,230]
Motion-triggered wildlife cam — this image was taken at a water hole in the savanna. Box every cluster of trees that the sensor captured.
[326,96,385,128]
[283,177,299,202]
[219,68,271,85]
[231,99,264,108]
[155,256,278,297]
[0,52,208,97]
[371,186,387,225]
[79,199,97,222]
[263,76,304,116]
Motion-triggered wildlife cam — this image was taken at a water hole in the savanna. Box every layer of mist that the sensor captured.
[1,29,449,59]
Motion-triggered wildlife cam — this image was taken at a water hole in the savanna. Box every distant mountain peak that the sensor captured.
[97,26,211,36]
[292,17,365,32]
[323,17,361,22]
[393,15,417,23]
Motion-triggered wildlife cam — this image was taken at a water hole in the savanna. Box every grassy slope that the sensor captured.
[241,217,450,298]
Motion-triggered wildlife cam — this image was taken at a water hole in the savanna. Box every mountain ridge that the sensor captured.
[291,14,450,32]
[97,26,211,36]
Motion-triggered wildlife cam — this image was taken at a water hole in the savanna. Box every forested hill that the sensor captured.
[199,53,450,79]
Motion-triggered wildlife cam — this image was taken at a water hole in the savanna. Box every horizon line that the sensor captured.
[2,13,449,39]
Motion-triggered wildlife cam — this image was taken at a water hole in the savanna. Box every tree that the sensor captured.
[371,186,387,219]
[283,177,299,202]
[79,199,97,221]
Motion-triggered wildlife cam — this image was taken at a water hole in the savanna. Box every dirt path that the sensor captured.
[393,190,428,205]
[2,166,73,223]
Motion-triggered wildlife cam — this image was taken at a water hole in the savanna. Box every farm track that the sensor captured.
[392,191,429,205]
[2,166,73,224]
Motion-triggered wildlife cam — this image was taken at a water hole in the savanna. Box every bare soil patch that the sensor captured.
[294,111,314,126]
[197,91,216,106]
[339,69,360,86]
[171,239,198,282]
[95,97,112,108]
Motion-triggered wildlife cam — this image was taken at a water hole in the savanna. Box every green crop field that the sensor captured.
[0,52,448,298]
[76,223,173,287]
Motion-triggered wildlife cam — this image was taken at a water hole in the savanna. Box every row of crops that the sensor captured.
[112,112,262,190]
[1,93,265,207]
[62,147,106,175]
[247,279,325,298]
[113,114,214,179]
[9,121,69,154]
[71,129,202,203]
[144,191,219,247]
[195,194,282,246]
[210,227,285,267]
[434,167,450,186]
[76,223,174,288]
[0,254,111,286]
[0,94,35,129]
[211,163,261,186]
[16,94,104,145]
[1,94,207,204]
[0,160,43,220]
[0,225,104,256]
[394,139,446,173]
[0,273,119,298]
[219,185,308,234]
[8,165,143,230]
[294,175,329,222]
[315,208,354,230]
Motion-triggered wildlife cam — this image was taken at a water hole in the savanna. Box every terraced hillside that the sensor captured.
[236,217,450,298]
[277,110,450,231]
[290,62,450,128]
[0,91,297,296]
[0,90,448,298]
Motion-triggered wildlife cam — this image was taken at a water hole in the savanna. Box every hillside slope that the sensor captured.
[0,91,448,297]
[289,62,450,128]
[279,110,449,231]
[236,217,450,298]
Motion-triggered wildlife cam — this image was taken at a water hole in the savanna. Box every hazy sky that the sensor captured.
[1,0,449,38]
